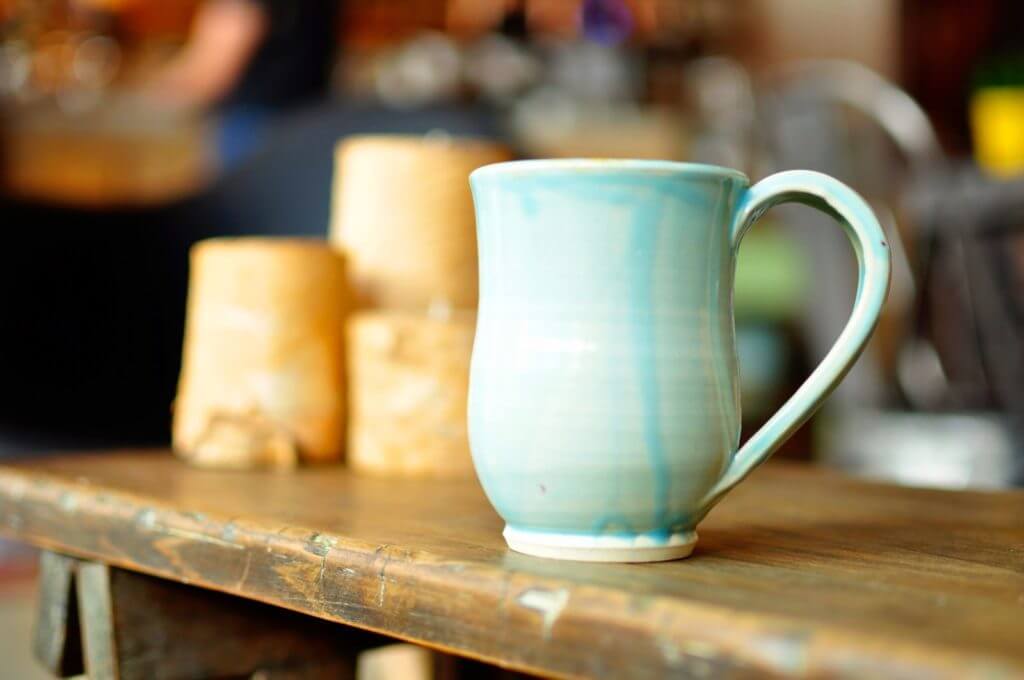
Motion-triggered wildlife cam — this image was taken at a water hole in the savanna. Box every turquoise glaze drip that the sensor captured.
[627,196,669,529]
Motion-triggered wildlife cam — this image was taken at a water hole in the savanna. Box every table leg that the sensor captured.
[32,550,84,677]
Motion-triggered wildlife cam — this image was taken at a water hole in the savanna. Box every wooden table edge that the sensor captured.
[0,461,1021,679]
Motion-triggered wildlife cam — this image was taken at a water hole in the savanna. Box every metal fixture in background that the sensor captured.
[907,166,1024,423]
[684,58,1023,488]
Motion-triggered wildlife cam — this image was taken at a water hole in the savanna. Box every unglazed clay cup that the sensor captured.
[329,135,512,310]
[468,160,890,562]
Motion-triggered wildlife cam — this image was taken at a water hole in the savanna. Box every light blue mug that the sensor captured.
[468,160,890,562]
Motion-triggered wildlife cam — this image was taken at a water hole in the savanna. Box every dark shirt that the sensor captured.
[220,0,340,112]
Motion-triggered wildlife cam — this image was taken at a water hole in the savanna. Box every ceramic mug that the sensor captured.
[468,160,890,562]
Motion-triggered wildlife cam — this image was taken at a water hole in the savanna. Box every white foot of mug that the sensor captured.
[503,525,698,563]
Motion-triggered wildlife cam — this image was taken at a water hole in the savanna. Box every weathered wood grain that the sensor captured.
[40,549,392,679]
[2,451,1023,679]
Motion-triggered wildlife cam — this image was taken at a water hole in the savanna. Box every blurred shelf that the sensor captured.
[1,98,213,207]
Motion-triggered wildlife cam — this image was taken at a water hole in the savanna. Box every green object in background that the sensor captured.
[734,219,808,320]
[972,53,1024,90]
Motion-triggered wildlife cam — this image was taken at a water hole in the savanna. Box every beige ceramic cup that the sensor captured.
[329,134,512,310]
[173,238,349,468]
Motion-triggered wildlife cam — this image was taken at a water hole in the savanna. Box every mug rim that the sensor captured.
[471,158,749,183]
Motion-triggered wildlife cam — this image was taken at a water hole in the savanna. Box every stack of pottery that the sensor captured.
[331,135,511,478]
[168,134,509,473]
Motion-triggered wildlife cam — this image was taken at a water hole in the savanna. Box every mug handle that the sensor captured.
[698,170,891,513]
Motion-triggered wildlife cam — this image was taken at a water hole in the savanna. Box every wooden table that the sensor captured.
[0,451,1022,679]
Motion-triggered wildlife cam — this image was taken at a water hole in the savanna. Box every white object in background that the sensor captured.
[824,410,1017,490]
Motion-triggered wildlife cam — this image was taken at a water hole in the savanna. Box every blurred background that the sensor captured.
[1,0,1024,545]
[0,0,1023,673]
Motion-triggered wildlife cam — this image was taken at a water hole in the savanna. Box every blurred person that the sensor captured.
[148,0,340,167]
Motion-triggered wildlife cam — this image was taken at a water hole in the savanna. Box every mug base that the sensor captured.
[503,525,698,563]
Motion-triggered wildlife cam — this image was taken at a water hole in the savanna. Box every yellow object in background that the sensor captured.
[971,87,1024,177]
